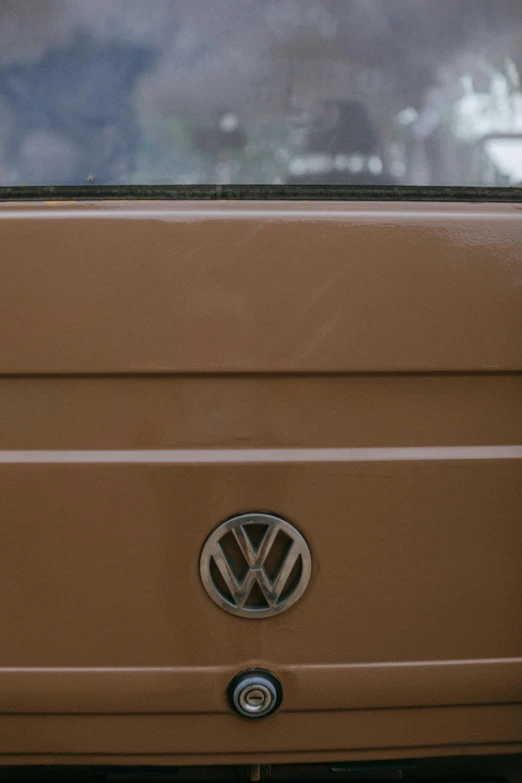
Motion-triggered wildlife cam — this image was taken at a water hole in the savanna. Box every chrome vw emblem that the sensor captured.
[199,513,312,618]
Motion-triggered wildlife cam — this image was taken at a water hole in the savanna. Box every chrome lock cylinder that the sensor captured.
[228,670,283,719]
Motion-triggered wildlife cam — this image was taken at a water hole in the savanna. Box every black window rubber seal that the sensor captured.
[1,184,522,202]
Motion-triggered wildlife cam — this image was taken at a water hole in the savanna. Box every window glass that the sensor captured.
[1,0,521,187]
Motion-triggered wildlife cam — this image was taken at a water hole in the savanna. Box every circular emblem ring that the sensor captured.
[199,513,312,618]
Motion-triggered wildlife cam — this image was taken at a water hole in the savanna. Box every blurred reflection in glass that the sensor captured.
[1,0,521,187]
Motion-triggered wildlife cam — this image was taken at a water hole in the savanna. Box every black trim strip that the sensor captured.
[1,185,522,202]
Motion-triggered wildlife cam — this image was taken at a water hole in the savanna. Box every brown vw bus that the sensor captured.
[0,2,520,781]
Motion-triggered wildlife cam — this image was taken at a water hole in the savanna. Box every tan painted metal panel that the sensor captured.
[0,707,520,758]
[0,201,520,762]
[0,457,519,669]
[0,660,520,714]
[0,375,520,449]
[0,202,521,374]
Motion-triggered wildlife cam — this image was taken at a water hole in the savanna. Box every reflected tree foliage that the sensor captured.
[0,0,521,186]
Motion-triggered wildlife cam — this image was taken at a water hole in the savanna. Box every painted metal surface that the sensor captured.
[0,201,520,763]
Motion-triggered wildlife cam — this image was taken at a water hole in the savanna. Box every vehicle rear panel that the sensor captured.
[0,201,520,764]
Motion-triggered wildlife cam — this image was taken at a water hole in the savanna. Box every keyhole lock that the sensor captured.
[228,670,283,719]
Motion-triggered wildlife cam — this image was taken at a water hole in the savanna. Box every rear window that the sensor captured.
[1,0,522,189]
